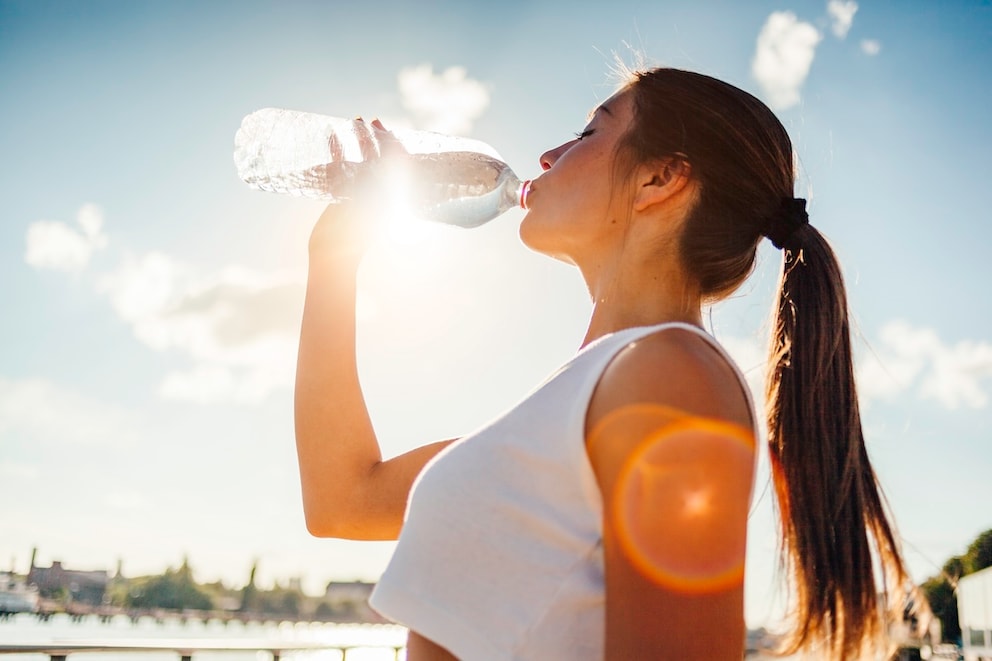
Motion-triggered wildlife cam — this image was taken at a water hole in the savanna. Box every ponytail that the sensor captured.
[765,226,908,658]
[619,66,911,656]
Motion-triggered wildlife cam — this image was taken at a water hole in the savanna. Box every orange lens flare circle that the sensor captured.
[613,417,754,594]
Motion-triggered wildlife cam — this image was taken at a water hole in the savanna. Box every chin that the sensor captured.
[518,217,575,265]
[518,211,552,253]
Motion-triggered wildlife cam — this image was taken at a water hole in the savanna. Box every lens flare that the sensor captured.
[609,411,755,594]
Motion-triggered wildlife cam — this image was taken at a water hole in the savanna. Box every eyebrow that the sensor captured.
[586,102,613,122]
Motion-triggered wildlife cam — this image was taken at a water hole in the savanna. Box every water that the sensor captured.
[0,612,406,660]
[234,108,527,228]
[410,152,525,228]
[244,152,524,229]
[0,613,801,660]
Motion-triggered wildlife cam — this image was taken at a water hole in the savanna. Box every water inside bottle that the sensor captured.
[242,145,520,227]
[410,151,503,194]
[408,152,518,227]
[286,152,515,224]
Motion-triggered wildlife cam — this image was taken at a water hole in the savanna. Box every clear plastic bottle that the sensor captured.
[233,108,530,228]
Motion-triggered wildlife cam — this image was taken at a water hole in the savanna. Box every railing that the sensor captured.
[0,638,404,660]
[8,604,379,627]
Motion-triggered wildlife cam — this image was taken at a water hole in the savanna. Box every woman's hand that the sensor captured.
[308,119,404,262]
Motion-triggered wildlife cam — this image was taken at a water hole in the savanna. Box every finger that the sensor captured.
[328,122,345,163]
[370,118,408,158]
[352,117,379,162]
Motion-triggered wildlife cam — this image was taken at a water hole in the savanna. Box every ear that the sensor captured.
[632,156,692,213]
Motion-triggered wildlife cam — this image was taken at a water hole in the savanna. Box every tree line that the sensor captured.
[96,558,375,622]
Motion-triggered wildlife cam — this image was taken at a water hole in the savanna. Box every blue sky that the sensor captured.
[1,0,990,629]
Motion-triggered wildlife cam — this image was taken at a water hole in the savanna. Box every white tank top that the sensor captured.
[369,322,757,660]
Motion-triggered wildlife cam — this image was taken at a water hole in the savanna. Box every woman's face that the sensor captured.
[520,88,636,264]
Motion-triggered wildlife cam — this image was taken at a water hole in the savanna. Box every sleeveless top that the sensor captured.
[369,322,757,660]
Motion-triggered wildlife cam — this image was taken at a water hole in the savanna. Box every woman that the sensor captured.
[294,67,909,659]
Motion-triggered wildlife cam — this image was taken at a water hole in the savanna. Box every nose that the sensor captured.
[539,140,574,171]
[539,149,554,171]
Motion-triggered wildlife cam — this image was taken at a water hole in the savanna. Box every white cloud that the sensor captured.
[752,12,823,110]
[0,377,137,448]
[24,202,304,405]
[827,0,858,39]
[714,321,992,414]
[0,462,41,481]
[159,365,238,404]
[24,203,108,272]
[398,64,490,135]
[857,320,992,409]
[98,253,304,404]
[860,39,882,56]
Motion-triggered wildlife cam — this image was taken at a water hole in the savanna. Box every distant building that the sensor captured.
[0,571,40,613]
[960,566,992,661]
[28,560,108,605]
[322,580,379,623]
[324,580,374,605]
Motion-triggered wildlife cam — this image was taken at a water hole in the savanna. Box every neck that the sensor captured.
[578,253,703,348]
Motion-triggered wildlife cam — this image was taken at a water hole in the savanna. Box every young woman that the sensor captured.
[294,67,909,659]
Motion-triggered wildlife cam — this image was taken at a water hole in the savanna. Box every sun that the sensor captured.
[355,162,468,326]
[367,161,452,252]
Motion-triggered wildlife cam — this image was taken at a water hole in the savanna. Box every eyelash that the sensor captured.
[574,129,594,140]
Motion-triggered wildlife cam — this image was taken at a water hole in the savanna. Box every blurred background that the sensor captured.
[1,0,990,634]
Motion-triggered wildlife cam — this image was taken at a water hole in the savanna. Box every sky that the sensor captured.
[1,0,990,630]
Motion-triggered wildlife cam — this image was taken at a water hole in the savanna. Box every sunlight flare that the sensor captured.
[612,412,755,594]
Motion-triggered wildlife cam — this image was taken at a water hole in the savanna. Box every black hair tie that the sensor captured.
[764,198,809,249]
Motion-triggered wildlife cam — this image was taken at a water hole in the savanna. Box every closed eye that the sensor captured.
[574,129,595,140]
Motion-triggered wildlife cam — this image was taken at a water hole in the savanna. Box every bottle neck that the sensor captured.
[517,179,531,209]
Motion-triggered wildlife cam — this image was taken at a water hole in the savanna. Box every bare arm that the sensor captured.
[585,328,755,659]
[295,200,452,540]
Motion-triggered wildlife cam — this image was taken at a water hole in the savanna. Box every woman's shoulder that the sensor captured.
[583,324,758,517]
[585,324,754,438]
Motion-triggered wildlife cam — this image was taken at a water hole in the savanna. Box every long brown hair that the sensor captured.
[619,67,908,658]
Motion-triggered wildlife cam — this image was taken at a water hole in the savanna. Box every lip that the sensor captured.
[524,176,542,204]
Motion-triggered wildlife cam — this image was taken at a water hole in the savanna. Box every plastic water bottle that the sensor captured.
[233,108,530,228]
